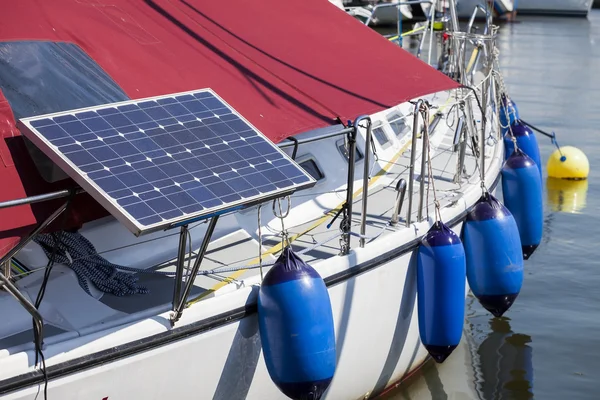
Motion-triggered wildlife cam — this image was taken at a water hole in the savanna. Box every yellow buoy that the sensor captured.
[546,146,589,180]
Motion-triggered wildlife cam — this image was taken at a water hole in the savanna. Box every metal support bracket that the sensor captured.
[170,216,219,325]
[0,199,72,350]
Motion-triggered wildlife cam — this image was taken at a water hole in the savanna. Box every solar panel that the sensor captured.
[18,89,316,236]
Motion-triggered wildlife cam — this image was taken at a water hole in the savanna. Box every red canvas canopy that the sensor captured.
[0,0,459,258]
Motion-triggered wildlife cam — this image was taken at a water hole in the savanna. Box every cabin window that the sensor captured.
[373,126,391,148]
[0,41,129,183]
[336,138,364,163]
[0,41,128,119]
[299,159,324,181]
[387,112,410,137]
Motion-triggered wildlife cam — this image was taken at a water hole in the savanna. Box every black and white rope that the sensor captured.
[34,232,149,297]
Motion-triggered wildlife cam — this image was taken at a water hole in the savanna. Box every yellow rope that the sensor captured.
[387,25,427,42]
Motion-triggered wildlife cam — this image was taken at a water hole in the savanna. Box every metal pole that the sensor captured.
[427,0,436,65]
[171,225,189,314]
[0,200,72,349]
[480,79,489,184]
[171,216,219,324]
[397,4,403,47]
[391,179,407,226]
[406,100,424,227]
[454,112,467,183]
[417,106,430,222]
[359,117,373,248]
[0,188,83,210]
[0,201,70,266]
[341,122,359,255]
[446,0,460,31]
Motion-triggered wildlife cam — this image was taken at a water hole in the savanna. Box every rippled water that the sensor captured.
[384,11,600,400]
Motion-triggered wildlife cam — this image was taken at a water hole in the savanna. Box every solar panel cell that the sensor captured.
[19,88,315,235]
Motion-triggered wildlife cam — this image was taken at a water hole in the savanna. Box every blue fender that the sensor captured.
[417,221,466,363]
[463,193,524,317]
[258,247,336,400]
[503,121,542,179]
[502,149,544,260]
[500,95,519,129]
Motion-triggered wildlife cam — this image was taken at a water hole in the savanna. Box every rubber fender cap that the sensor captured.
[477,293,519,318]
[522,244,539,260]
[425,344,458,364]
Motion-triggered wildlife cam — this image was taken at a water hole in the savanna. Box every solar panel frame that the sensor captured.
[18,88,317,236]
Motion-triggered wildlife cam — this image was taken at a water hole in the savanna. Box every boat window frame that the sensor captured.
[296,155,326,183]
[386,111,411,138]
[372,123,392,150]
[336,137,364,163]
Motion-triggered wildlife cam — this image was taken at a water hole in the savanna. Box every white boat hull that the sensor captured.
[516,0,593,16]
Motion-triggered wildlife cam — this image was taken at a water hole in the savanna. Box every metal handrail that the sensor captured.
[0,188,83,210]
[417,105,431,222]
[357,116,373,248]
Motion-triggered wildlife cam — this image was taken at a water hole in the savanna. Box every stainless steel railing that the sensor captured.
[405,100,424,226]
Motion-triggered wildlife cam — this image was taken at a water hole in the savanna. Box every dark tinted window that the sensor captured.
[299,159,324,181]
[0,41,129,182]
[373,127,390,146]
[388,112,410,137]
[337,139,364,162]
[0,41,128,119]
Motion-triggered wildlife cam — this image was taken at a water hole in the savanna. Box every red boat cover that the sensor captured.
[0,0,458,258]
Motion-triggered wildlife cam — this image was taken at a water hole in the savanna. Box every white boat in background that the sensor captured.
[341,1,414,25]
[516,0,593,17]
[422,0,514,19]
[0,1,536,399]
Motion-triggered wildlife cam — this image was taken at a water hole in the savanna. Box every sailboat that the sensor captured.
[0,0,532,399]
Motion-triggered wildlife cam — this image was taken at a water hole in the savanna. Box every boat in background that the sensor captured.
[420,0,514,19]
[515,0,593,17]
[339,0,414,25]
[0,1,536,399]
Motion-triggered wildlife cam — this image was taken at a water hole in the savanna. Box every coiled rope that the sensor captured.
[33,232,148,297]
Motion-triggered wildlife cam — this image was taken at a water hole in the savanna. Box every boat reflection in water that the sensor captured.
[469,313,534,400]
[380,335,479,399]
[546,177,589,214]
[383,299,535,399]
